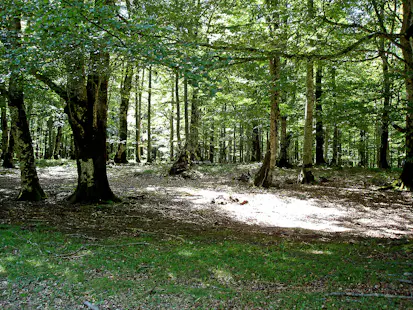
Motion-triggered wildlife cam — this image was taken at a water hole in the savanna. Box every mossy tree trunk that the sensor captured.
[5,17,45,201]
[115,61,133,164]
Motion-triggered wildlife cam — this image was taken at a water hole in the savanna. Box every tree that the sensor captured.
[115,61,133,164]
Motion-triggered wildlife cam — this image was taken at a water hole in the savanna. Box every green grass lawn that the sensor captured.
[1,224,412,309]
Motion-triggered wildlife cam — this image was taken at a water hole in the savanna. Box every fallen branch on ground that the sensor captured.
[84,301,99,310]
[55,242,149,258]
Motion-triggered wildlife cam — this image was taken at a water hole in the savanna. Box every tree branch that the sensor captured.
[31,70,68,102]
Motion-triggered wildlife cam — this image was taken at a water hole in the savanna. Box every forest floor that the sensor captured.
[0,161,412,309]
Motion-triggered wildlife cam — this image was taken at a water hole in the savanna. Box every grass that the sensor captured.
[1,224,412,309]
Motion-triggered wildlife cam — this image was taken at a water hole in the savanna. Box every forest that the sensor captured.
[0,0,412,309]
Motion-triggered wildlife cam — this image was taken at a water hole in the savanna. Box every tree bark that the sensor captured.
[251,122,261,162]
[358,130,367,167]
[176,71,181,148]
[184,77,189,142]
[115,61,133,164]
[135,68,144,163]
[277,116,291,168]
[315,62,326,165]
[400,0,413,189]
[170,73,175,161]
[5,17,45,200]
[1,94,8,161]
[53,125,63,159]
[254,56,280,187]
[147,66,152,163]
[298,60,315,184]
[3,124,15,169]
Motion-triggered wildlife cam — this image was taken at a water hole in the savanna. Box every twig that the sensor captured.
[328,292,413,300]
[83,301,99,310]
[398,279,413,285]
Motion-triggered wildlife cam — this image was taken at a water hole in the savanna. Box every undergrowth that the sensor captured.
[1,224,412,309]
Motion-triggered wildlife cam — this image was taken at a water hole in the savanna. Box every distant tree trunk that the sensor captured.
[209,122,214,163]
[115,62,133,164]
[239,124,244,163]
[176,71,181,149]
[135,68,144,163]
[254,56,280,187]
[251,122,261,162]
[379,40,390,169]
[5,17,45,201]
[169,84,200,175]
[358,129,367,167]
[3,124,15,168]
[147,66,152,163]
[184,77,189,142]
[53,125,63,159]
[277,116,291,168]
[44,117,54,159]
[332,125,339,166]
[315,62,326,165]
[324,125,329,163]
[1,96,8,160]
[298,60,315,184]
[170,73,175,160]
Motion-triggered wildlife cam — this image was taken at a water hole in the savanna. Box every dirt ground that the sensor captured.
[0,162,412,241]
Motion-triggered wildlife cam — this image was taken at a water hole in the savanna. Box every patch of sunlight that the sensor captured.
[0,264,6,273]
[27,259,45,267]
[304,249,332,255]
[168,272,176,280]
[178,250,194,257]
[211,268,234,284]
[5,256,16,262]
[145,185,160,192]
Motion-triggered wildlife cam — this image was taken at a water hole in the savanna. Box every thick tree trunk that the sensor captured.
[315,62,326,165]
[254,57,280,187]
[400,0,413,189]
[135,68,144,163]
[298,60,315,184]
[115,62,133,164]
[5,17,45,200]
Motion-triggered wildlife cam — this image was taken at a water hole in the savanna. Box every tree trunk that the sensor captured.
[170,73,175,161]
[378,40,391,169]
[115,61,133,164]
[251,122,261,162]
[135,68,144,163]
[176,71,181,149]
[400,0,413,189]
[315,62,326,165]
[254,56,280,187]
[298,60,315,184]
[3,124,15,168]
[147,66,152,163]
[209,122,214,163]
[53,125,63,159]
[358,130,367,167]
[44,117,54,159]
[1,95,8,160]
[184,77,189,142]
[5,17,45,200]
[277,116,291,168]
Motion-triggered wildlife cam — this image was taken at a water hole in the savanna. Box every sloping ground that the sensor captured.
[0,162,412,240]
